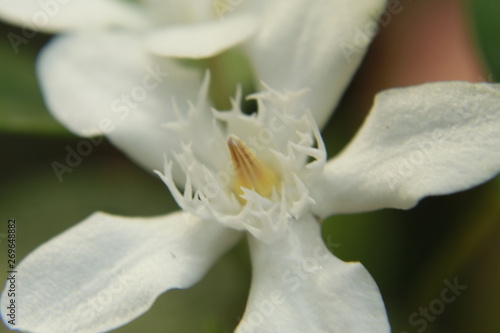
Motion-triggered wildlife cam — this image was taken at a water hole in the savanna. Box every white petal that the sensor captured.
[37,32,205,172]
[0,211,241,333]
[0,0,149,33]
[309,82,500,218]
[236,214,389,333]
[146,14,257,59]
[144,0,217,25]
[245,0,386,128]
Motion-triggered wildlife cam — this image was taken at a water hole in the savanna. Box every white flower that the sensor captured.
[1,1,500,333]
[2,78,500,333]
[0,0,384,134]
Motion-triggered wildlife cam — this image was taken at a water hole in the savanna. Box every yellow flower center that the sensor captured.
[227,135,280,203]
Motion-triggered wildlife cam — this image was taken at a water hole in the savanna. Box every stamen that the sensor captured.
[227,135,280,203]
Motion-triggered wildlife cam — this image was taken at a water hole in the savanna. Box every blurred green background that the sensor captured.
[1,0,499,332]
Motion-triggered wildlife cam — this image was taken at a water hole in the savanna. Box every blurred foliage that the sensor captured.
[467,0,500,81]
[0,23,69,136]
[205,48,257,111]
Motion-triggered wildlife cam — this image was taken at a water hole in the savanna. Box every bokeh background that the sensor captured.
[1,0,499,332]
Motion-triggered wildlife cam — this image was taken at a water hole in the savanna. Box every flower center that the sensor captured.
[227,135,280,204]
[156,82,326,241]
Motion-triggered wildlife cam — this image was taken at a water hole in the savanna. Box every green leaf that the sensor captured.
[467,0,500,81]
[0,26,70,137]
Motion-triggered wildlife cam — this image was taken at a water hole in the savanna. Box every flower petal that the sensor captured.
[143,0,214,24]
[236,214,389,333]
[146,14,257,59]
[0,211,241,333]
[0,0,148,33]
[37,32,206,172]
[309,82,500,218]
[244,0,387,128]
